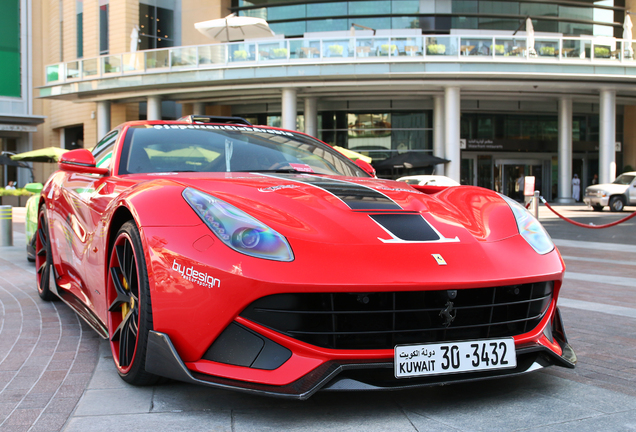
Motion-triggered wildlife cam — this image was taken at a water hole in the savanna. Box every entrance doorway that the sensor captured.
[495,159,544,201]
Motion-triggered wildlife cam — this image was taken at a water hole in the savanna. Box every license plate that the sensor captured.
[394,338,516,378]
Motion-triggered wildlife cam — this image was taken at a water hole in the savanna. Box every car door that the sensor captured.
[630,177,636,205]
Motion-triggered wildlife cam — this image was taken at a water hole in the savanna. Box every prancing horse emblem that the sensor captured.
[439,300,456,327]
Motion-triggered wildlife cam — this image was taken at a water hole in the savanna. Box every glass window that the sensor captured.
[348,17,391,30]
[99,0,109,55]
[76,0,83,58]
[93,130,119,169]
[452,16,478,29]
[452,1,478,13]
[349,1,391,15]
[559,6,593,21]
[268,4,305,20]
[392,16,423,29]
[270,21,306,36]
[392,0,419,14]
[479,1,518,14]
[307,2,347,17]
[520,3,557,17]
[307,18,348,32]
[479,18,519,31]
[139,3,174,50]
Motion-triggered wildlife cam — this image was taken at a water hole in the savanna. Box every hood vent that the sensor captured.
[370,214,440,242]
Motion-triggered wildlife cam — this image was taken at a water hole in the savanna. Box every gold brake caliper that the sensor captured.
[121,277,130,318]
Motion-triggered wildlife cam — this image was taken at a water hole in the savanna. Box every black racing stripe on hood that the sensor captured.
[370,214,440,241]
[262,173,401,210]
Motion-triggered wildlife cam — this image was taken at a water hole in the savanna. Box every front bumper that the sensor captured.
[583,196,608,206]
[145,307,576,399]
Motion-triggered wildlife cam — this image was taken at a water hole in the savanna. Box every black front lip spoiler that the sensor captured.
[145,327,576,400]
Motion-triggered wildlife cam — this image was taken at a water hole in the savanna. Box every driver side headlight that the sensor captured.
[500,195,554,255]
[183,187,294,262]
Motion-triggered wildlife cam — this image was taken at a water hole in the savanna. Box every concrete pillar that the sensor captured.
[304,97,318,137]
[96,101,111,141]
[599,89,616,183]
[556,97,574,203]
[281,88,297,130]
[433,95,445,176]
[147,96,162,121]
[193,102,206,116]
[444,87,461,182]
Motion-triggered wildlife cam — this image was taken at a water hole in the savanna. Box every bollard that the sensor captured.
[0,205,13,247]
[532,190,540,220]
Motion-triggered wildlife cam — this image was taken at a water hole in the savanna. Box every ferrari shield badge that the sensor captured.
[432,254,447,265]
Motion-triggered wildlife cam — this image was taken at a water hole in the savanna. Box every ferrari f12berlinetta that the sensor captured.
[34,115,575,399]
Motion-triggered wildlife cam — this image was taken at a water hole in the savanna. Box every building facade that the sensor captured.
[32,0,636,202]
[0,0,45,188]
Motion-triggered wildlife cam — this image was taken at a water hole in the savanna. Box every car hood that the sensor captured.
[586,183,628,194]
[149,172,520,246]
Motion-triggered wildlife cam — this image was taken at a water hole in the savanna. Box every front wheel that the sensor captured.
[609,196,625,212]
[107,221,158,386]
[35,205,56,301]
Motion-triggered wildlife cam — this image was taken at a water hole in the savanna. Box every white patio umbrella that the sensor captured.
[195,14,275,42]
[526,17,536,56]
[624,14,633,58]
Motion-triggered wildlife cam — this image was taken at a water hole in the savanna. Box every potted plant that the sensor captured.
[233,50,248,61]
[594,46,610,58]
[539,46,555,56]
[271,48,288,59]
[491,44,505,55]
[0,187,34,207]
[427,44,446,55]
[328,45,344,56]
[379,44,397,55]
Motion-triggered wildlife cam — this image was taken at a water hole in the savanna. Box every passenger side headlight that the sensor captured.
[183,188,294,262]
[500,195,554,255]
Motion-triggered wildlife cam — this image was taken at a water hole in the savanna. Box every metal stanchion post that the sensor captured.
[533,190,540,220]
[0,205,13,247]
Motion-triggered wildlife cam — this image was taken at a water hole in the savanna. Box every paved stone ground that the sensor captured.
[1,204,635,431]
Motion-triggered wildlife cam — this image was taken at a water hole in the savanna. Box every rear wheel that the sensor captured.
[35,205,56,301]
[609,196,625,212]
[592,204,604,212]
[107,221,158,385]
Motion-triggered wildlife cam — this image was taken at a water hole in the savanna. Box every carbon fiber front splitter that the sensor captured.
[144,328,576,400]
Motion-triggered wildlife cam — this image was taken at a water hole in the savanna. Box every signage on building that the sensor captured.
[0,124,38,133]
[615,142,622,152]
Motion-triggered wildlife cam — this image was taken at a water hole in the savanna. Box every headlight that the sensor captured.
[500,195,554,255]
[183,187,294,262]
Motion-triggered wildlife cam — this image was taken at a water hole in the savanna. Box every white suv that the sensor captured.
[584,172,636,212]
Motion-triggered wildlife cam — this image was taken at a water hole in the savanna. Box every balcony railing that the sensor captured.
[45,34,636,84]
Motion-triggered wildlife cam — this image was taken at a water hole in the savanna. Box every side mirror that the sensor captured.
[355,159,376,177]
[25,183,43,194]
[59,149,109,175]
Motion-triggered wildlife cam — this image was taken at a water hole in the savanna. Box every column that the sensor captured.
[556,97,574,203]
[433,95,445,176]
[193,102,206,116]
[281,88,297,131]
[444,87,461,182]
[304,97,318,137]
[147,96,162,121]
[96,100,111,141]
[599,89,616,184]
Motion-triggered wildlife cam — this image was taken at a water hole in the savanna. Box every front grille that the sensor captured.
[240,282,553,350]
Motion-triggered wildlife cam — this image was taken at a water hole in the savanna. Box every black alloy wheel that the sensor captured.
[107,221,158,385]
[35,205,56,301]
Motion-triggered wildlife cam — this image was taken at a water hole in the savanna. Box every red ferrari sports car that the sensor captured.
[34,115,575,399]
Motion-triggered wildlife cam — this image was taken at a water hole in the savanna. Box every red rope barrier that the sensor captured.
[540,198,636,229]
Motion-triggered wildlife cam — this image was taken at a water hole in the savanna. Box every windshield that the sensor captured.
[612,174,635,185]
[118,125,367,177]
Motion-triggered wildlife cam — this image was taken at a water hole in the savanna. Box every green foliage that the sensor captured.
[328,45,344,55]
[427,44,446,55]
[539,46,555,56]
[380,44,397,55]
[594,46,610,58]
[0,188,34,197]
[233,50,248,60]
[490,44,505,55]
[271,48,288,58]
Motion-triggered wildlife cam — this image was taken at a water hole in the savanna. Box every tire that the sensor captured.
[592,204,604,212]
[609,196,625,212]
[35,205,56,301]
[107,221,158,386]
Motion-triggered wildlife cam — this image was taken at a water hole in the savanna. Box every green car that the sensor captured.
[24,182,43,261]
